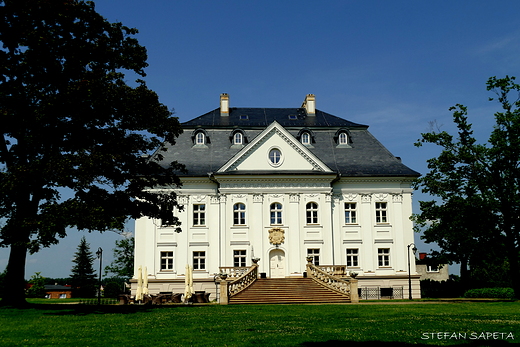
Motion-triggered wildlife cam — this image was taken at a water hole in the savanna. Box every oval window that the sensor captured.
[268,148,282,166]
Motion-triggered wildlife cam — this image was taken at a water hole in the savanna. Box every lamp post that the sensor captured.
[96,247,103,305]
[407,243,417,300]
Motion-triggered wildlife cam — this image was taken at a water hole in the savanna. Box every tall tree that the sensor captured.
[0,0,183,306]
[414,76,520,297]
[70,236,96,298]
[104,235,134,281]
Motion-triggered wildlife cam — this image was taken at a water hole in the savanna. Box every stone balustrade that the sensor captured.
[219,264,258,304]
[306,262,358,303]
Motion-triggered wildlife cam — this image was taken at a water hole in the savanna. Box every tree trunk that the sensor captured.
[459,258,470,292]
[2,242,29,307]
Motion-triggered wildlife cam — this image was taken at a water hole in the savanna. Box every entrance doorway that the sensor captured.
[269,249,285,278]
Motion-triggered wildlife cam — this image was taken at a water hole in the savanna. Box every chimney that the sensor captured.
[220,93,229,117]
[301,94,316,115]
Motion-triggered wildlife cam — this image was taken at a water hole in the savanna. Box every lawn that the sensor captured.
[0,301,518,346]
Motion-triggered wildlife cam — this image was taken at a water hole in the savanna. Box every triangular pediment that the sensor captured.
[217,121,333,173]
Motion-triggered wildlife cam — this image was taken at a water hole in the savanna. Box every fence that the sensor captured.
[79,298,118,305]
[359,286,403,300]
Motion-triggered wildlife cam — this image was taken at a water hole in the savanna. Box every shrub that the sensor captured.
[103,282,124,298]
[463,287,515,299]
[420,278,464,298]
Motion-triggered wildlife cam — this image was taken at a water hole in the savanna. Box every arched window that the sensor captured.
[338,132,348,145]
[301,132,310,145]
[306,202,318,224]
[196,132,205,145]
[233,203,246,225]
[270,203,282,225]
[233,132,243,145]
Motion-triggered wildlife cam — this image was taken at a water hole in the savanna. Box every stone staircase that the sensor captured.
[229,278,351,304]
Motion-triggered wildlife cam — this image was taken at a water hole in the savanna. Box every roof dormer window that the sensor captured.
[339,132,348,145]
[192,129,209,147]
[301,132,311,145]
[233,132,243,145]
[196,132,205,145]
[334,129,351,147]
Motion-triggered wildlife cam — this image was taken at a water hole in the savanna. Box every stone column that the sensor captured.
[350,278,359,303]
[219,280,229,305]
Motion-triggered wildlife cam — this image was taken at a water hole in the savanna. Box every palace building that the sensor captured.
[133,94,421,302]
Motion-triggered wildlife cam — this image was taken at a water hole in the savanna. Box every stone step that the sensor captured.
[229,278,350,304]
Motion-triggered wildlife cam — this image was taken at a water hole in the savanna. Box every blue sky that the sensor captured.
[1,0,519,279]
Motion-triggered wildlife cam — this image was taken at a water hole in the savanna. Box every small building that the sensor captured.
[416,253,449,282]
[44,285,72,299]
[133,94,422,301]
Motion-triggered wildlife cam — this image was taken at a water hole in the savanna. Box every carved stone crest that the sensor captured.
[268,228,285,246]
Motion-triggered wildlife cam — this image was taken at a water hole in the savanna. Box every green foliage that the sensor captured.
[0,0,184,306]
[420,278,464,298]
[104,236,134,281]
[463,288,515,299]
[413,76,520,298]
[103,281,124,298]
[70,236,97,298]
[26,272,46,298]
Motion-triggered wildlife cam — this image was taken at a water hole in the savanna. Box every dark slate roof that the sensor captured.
[44,285,72,291]
[156,107,419,178]
[181,108,367,128]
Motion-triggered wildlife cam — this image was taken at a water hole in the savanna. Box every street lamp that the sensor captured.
[96,247,103,305]
[407,243,417,300]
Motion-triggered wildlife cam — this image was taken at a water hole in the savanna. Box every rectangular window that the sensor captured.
[193,204,206,226]
[427,265,439,272]
[270,203,282,225]
[375,202,388,223]
[233,203,246,225]
[307,249,320,266]
[346,249,359,267]
[193,251,206,270]
[345,203,357,224]
[233,250,246,267]
[306,202,318,224]
[378,248,390,267]
[160,251,174,271]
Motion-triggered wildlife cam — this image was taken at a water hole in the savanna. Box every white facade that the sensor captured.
[133,96,421,299]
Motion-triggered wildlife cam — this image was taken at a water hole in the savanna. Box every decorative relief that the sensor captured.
[289,193,300,203]
[343,193,358,201]
[268,228,285,246]
[325,193,332,202]
[374,193,388,202]
[305,193,319,198]
[177,195,188,205]
[232,194,247,200]
[253,194,264,203]
[392,194,403,203]
[268,194,284,199]
[361,194,372,203]
[193,195,206,202]
[219,194,227,203]
[210,195,220,204]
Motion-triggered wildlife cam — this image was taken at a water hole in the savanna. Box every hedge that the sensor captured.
[463,287,515,299]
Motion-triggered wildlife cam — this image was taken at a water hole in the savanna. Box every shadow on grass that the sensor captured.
[300,341,515,346]
[0,302,202,315]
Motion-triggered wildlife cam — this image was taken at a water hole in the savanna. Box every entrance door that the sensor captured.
[269,249,285,278]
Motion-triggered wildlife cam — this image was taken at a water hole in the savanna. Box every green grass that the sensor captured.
[0,301,519,346]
